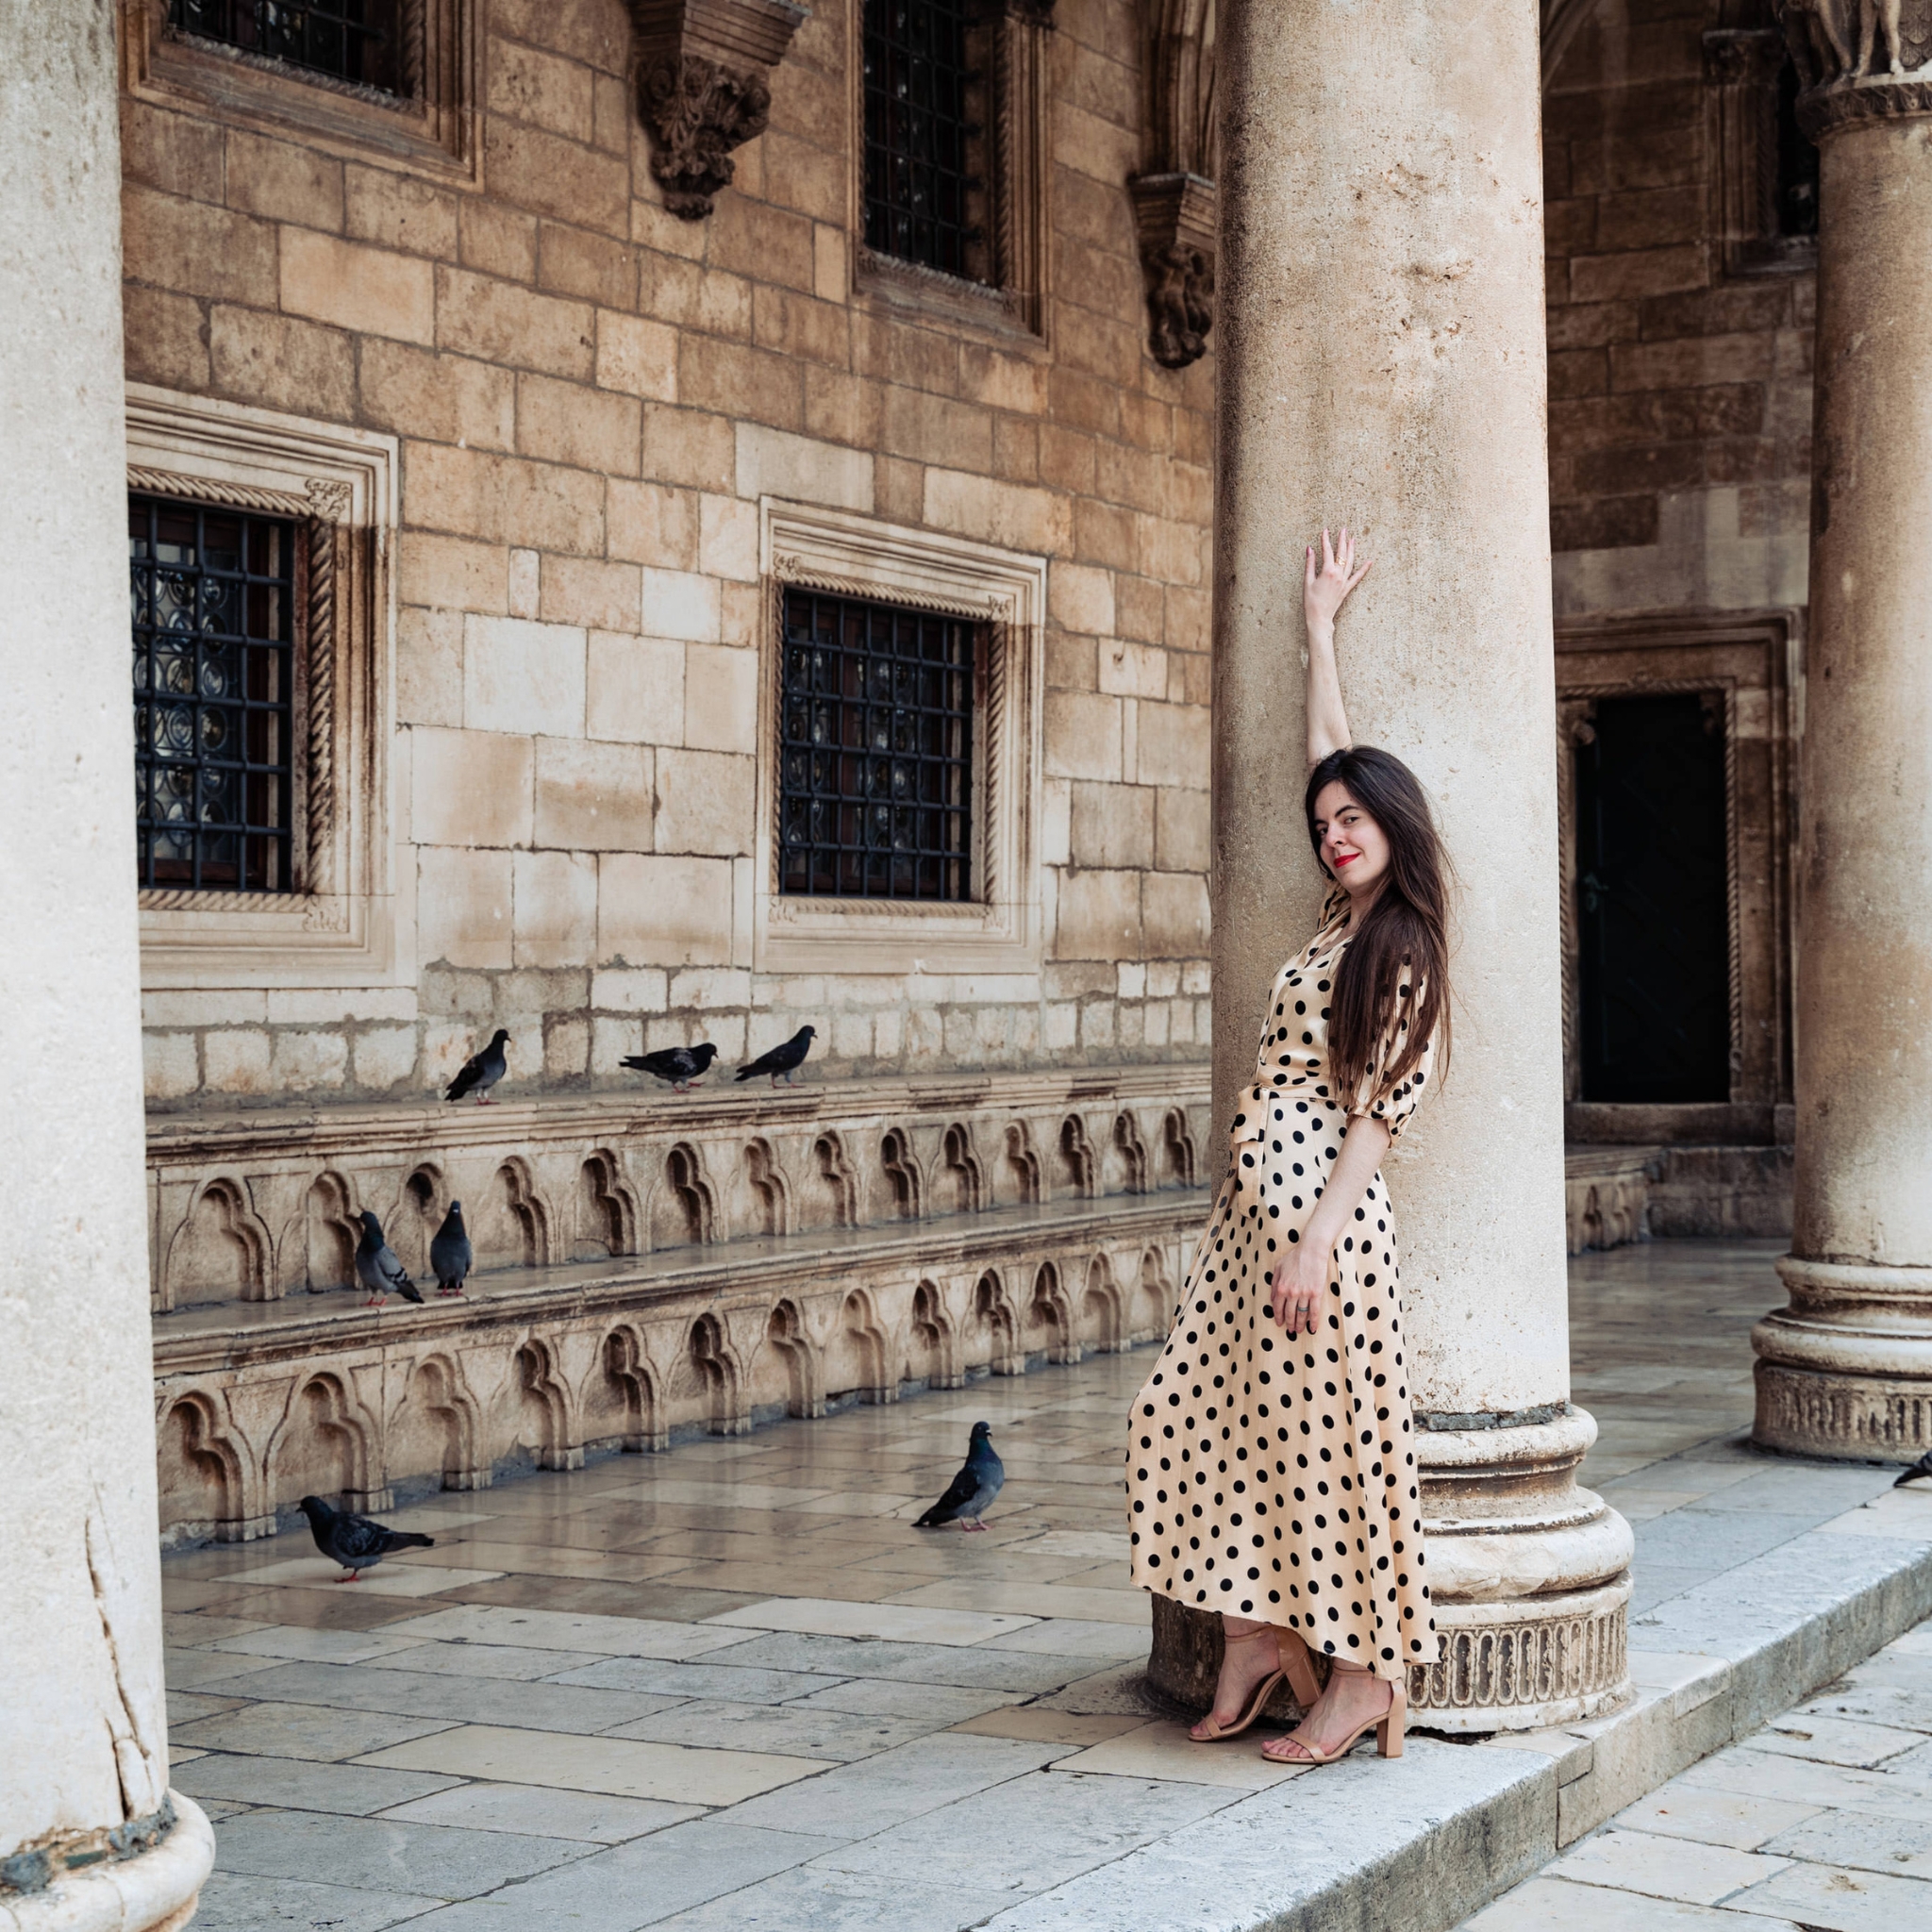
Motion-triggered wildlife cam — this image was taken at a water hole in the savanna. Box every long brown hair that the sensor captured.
[1303,745,1453,1103]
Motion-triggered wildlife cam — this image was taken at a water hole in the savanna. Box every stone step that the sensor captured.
[991,1487,1932,1932]
[1564,1144,1656,1256]
[144,1063,1213,1311]
[151,1186,1210,1546]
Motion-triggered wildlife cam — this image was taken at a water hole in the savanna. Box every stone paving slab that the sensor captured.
[1459,1612,1932,1932]
[158,1241,1932,1931]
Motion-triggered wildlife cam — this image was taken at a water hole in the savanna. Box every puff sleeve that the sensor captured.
[1347,965,1439,1142]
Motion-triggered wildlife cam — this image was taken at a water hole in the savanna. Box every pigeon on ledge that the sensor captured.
[430,1201,471,1299]
[915,1421,1005,1532]
[356,1210,422,1308]
[1894,1451,1932,1489]
[622,1042,719,1092]
[299,1494,435,1582]
[445,1029,509,1105]
[736,1025,816,1088]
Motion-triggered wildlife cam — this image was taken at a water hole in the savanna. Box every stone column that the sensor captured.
[1148,0,1633,1730]
[1752,23,1932,1462]
[0,2,213,1923]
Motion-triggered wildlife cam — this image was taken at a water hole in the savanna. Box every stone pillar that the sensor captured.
[1148,0,1633,1730]
[0,3,213,1923]
[1752,24,1932,1462]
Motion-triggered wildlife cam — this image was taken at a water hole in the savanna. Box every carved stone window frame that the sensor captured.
[1556,610,1798,1145]
[848,0,1053,344]
[119,0,482,187]
[128,384,402,989]
[756,498,1046,975]
[1703,26,1816,279]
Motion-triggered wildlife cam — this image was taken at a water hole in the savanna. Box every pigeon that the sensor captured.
[429,1200,471,1299]
[622,1042,719,1092]
[445,1028,510,1105]
[299,1494,435,1582]
[736,1024,816,1088]
[915,1421,1005,1532]
[1893,1451,1932,1489]
[355,1209,423,1307]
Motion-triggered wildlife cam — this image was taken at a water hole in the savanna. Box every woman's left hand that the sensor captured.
[1269,1240,1331,1336]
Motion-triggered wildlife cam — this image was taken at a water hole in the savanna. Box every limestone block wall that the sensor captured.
[119,0,1218,1108]
[146,1065,1209,1309]
[1543,0,1815,615]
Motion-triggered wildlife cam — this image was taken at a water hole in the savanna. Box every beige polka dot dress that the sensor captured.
[1126,887,1441,1681]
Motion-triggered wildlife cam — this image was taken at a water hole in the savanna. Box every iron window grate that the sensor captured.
[779,589,976,902]
[862,0,985,280]
[130,492,297,894]
[168,0,400,93]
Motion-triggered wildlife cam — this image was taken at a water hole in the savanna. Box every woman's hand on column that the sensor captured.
[1305,525,1371,771]
[1305,525,1371,631]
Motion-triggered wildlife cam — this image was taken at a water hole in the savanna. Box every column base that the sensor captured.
[5,1795,213,1932]
[1753,1257,1932,1462]
[1146,1408,1634,1732]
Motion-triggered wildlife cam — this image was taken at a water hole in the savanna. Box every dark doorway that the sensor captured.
[1575,692,1730,1103]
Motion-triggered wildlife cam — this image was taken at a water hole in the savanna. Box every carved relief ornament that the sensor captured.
[626,0,808,219]
[1131,0,1217,369]
[1777,0,1932,133]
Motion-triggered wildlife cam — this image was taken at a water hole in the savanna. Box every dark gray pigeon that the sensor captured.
[299,1494,434,1582]
[356,1209,422,1307]
[429,1200,471,1298]
[1894,1451,1932,1488]
[622,1042,719,1091]
[915,1421,1004,1532]
[445,1028,509,1105]
[736,1025,816,1088]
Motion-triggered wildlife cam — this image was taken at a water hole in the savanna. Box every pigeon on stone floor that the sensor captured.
[356,1209,422,1307]
[299,1494,435,1582]
[736,1025,816,1088]
[1893,1451,1932,1488]
[429,1200,471,1299]
[622,1041,719,1092]
[915,1421,1005,1532]
[445,1028,509,1105]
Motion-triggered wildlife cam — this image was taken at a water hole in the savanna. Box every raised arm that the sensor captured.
[1305,525,1372,773]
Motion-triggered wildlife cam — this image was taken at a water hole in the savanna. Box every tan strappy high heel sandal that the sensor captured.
[1261,1669,1407,1765]
[1188,1626,1285,1742]
[1276,1626,1324,1710]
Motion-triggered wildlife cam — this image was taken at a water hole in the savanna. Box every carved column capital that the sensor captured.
[627,0,808,219]
[1778,0,1932,135]
[1128,171,1216,370]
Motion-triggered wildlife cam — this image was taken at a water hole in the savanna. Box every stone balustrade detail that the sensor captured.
[147,1068,1210,1544]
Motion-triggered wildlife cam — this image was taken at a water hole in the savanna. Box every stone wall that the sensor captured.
[1543,0,1814,616]
[121,0,1216,1108]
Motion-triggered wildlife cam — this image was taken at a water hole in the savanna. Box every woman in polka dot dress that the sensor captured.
[1126,527,1453,1768]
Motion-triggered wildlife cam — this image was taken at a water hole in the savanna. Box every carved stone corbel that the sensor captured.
[1128,172,1216,369]
[626,0,808,219]
[1134,0,1217,368]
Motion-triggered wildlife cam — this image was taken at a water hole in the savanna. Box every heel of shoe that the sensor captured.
[1276,1628,1323,1710]
[1375,1677,1407,1759]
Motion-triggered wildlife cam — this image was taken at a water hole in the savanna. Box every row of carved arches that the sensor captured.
[154,1108,1203,1308]
[154,1242,1181,1541]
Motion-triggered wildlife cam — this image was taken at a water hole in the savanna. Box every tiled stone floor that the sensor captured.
[1460,1615,1932,1931]
[158,1240,1919,1930]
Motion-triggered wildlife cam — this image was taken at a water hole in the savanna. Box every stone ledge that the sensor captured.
[977,1487,1932,1931]
[152,1188,1209,1542]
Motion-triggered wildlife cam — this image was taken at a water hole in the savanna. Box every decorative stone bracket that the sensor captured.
[1128,171,1216,369]
[1778,0,1932,133]
[627,0,808,219]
